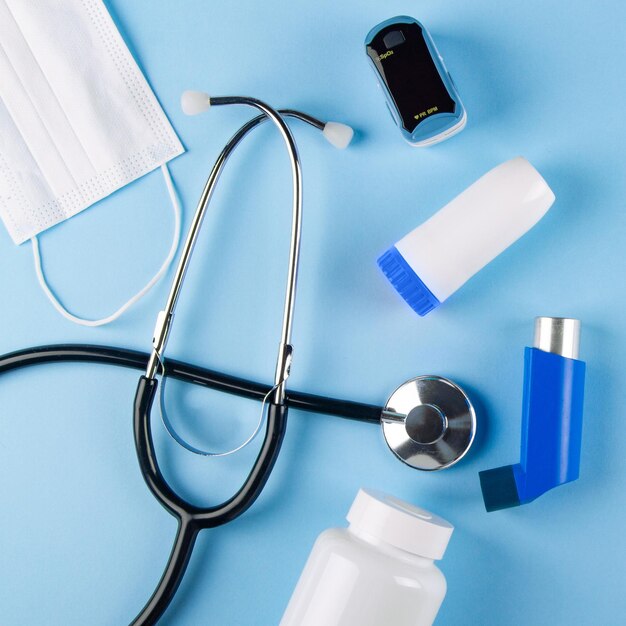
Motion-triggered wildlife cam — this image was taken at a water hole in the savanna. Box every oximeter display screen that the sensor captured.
[383,30,406,49]
[367,22,455,134]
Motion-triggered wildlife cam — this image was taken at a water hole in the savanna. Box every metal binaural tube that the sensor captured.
[145,100,308,404]
[533,317,581,360]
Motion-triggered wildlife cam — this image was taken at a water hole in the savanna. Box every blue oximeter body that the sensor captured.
[365,16,466,146]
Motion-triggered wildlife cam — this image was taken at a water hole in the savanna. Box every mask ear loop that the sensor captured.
[30,163,181,327]
[155,350,283,457]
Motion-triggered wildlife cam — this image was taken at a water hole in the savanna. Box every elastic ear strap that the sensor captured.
[31,163,181,327]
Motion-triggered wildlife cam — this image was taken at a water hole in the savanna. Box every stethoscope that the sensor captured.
[0,94,476,625]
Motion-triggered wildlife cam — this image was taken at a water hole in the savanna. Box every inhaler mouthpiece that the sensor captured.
[323,122,354,149]
[378,157,556,316]
[181,90,211,115]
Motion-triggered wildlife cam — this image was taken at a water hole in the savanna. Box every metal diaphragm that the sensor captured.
[382,376,476,470]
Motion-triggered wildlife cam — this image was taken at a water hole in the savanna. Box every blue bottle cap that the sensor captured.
[377,246,440,316]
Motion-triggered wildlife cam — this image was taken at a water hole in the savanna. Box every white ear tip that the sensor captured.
[181,90,211,115]
[323,122,354,149]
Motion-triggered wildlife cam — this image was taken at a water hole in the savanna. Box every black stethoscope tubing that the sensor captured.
[0,342,382,625]
[0,343,381,424]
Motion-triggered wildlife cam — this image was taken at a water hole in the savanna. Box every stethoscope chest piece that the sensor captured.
[382,376,476,470]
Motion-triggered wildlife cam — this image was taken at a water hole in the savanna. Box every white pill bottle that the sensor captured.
[280,489,453,626]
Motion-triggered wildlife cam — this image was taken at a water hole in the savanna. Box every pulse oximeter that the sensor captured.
[365,16,467,146]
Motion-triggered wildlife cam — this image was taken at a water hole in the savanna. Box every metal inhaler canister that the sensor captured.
[377,157,556,316]
[479,318,586,512]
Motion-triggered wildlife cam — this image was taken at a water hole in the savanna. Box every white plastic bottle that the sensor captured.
[280,489,454,626]
[377,157,556,316]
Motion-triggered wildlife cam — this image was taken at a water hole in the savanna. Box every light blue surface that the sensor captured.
[1,1,625,624]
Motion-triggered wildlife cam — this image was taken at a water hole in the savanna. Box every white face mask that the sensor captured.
[0,0,184,325]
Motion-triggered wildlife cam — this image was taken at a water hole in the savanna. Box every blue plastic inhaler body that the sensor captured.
[480,318,586,512]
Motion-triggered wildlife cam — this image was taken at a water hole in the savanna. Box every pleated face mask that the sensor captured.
[0,0,184,325]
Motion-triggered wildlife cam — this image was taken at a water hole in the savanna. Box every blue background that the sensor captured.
[1,1,624,624]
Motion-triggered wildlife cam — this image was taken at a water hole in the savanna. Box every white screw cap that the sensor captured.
[347,488,453,560]
[181,90,211,115]
[323,122,354,149]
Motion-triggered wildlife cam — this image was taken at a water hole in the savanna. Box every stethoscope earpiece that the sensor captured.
[181,90,211,115]
[382,376,476,471]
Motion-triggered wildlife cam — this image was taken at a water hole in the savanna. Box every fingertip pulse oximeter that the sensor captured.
[365,16,466,146]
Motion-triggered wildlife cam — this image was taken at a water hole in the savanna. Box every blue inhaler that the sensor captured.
[365,16,466,146]
[480,318,586,512]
